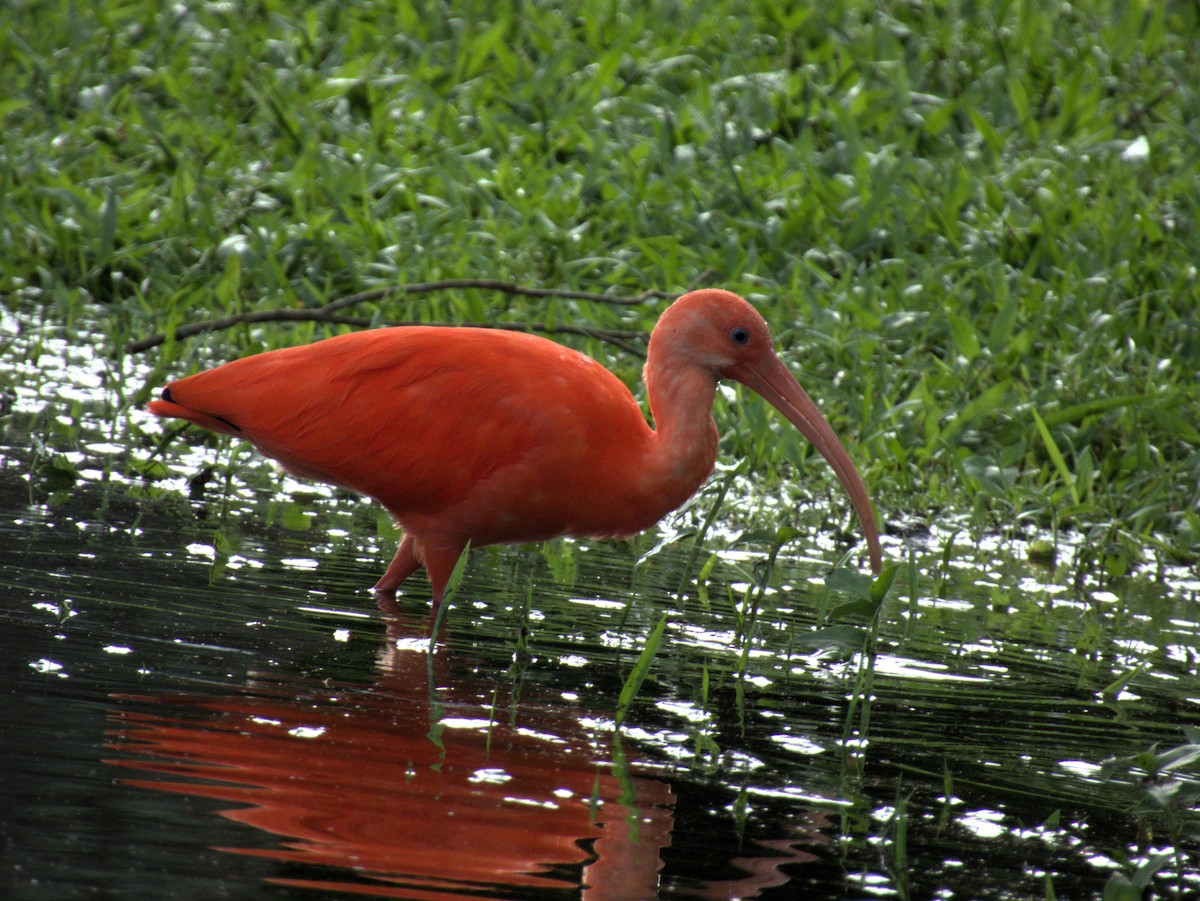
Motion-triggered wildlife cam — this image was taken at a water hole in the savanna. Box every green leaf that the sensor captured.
[989,288,1020,353]
[869,562,900,606]
[279,502,311,532]
[1103,853,1173,900]
[1153,741,1200,774]
[791,624,870,651]
[830,597,879,622]
[208,529,231,585]
[1039,394,1155,429]
[1100,662,1145,702]
[1031,406,1079,505]
[460,16,511,80]
[615,610,670,727]
[947,312,980,361]
[1007,73,1037,140]
[824,566,874,598]
[940,380,1011,447]
[967,108,1004,154]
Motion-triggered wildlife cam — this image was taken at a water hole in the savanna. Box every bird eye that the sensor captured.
[730,326,750,345]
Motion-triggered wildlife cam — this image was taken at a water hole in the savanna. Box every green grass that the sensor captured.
[2,0,1197,569]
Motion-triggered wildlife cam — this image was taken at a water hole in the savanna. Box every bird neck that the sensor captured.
[642,358,722,505]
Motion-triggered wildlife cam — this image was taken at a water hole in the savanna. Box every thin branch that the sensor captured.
[321,279,674,314]
[125,279,671,355]
[125,311,646,357]
[124,310,372,353]
[385,320,647,357]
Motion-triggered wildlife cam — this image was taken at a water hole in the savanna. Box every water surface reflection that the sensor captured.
[107,609,822,899]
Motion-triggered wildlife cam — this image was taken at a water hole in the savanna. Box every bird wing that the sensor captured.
[154,328,654,537]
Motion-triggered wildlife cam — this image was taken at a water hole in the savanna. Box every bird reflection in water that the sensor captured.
[106,609,827,899]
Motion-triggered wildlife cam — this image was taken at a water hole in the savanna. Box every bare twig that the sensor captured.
[125,279,672,355]
[124,310,374,353]
[388,321,647,357]
[321,279,673,314]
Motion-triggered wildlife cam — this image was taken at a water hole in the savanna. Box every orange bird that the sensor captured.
[149,289,883,601]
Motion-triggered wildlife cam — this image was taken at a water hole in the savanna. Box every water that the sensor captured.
[3,310,1198,899]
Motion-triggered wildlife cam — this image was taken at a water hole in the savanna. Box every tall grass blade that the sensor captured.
[615,610,669,727]
[1031,407,1079,505]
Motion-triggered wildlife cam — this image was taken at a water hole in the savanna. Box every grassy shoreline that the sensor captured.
[2,0,1197,569]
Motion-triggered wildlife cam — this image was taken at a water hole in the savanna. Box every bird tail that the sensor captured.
[148,393,244,437]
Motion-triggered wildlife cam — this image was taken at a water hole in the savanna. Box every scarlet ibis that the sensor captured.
[149,289,883,600]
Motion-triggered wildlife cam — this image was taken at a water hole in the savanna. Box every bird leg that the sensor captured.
[373,532,466,606]
[373,533,420,594]
[419,544,469,606]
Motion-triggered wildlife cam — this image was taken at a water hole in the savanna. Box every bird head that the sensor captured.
[653,289,883,574]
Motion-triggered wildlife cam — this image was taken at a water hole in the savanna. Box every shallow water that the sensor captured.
[3,310,1198,899]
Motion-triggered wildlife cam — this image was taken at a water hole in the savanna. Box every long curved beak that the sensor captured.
[735,354,883,574]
